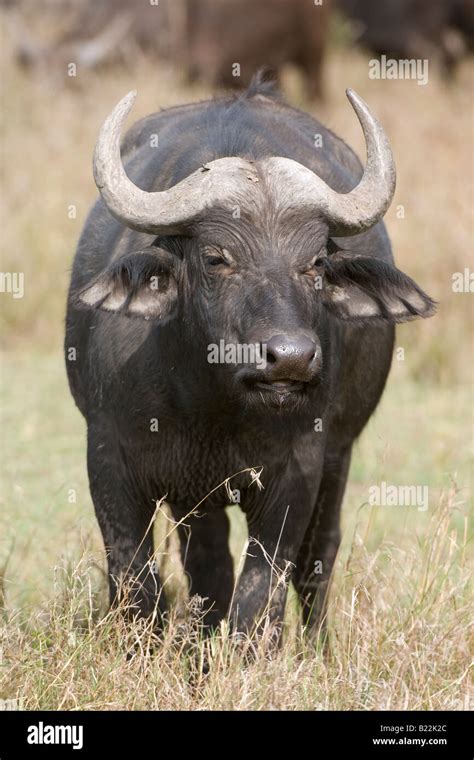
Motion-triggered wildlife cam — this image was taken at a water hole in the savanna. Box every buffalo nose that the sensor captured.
[264,334,319,381]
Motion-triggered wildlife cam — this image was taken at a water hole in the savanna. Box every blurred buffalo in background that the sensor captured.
[7,0,329,98]
[183,0,329,98]
[8,0,473,93]
[337,0,474,74]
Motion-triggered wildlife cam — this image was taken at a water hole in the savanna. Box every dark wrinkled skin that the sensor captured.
[65,82,420,641]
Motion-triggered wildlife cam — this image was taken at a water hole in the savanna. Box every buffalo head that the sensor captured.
[79,90,435,411]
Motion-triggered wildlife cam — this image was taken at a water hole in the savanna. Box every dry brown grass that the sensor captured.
[0,482,471,710]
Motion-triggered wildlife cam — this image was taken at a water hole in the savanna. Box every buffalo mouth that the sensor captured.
[241,375,311,409]
[254,380,306,393]
[235,369,314,409]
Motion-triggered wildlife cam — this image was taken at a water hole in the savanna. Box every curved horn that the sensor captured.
[94,89,395,237]
[330,88,396,234]
[263,89,396,236]
[93,90,259,234]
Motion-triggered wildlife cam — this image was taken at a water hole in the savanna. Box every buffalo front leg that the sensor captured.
[230,466,322,642]
[292,447,352,636]
[172,506,234,630]
[87,424,167,629]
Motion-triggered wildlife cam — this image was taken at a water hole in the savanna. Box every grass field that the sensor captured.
[0,19,473,710]
[0,352,472,709]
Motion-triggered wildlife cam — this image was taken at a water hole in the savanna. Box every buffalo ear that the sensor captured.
[77,248,178,321]
[321,255,436,323]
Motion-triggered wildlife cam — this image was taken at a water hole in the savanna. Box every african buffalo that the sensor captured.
[183,0,329,98]
[11,0,328,98]
[338,0,473,74]
[65,74,435,640]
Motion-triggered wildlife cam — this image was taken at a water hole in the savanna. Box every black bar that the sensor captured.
[0,710,470,757]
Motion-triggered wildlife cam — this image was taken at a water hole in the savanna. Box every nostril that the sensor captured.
[266,349,278,365]
[263,337,286,366]
[258,342,277,364]
[262,335,318,371]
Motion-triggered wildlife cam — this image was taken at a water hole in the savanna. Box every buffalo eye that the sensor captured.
[204,247,234,271]
[207,255,227,267]
[303,256,319,278]
[302,248,327,278]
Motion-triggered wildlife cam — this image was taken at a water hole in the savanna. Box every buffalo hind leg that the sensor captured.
[87,424,167,631]
[173,506,234,631]
[293,447,352,637]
